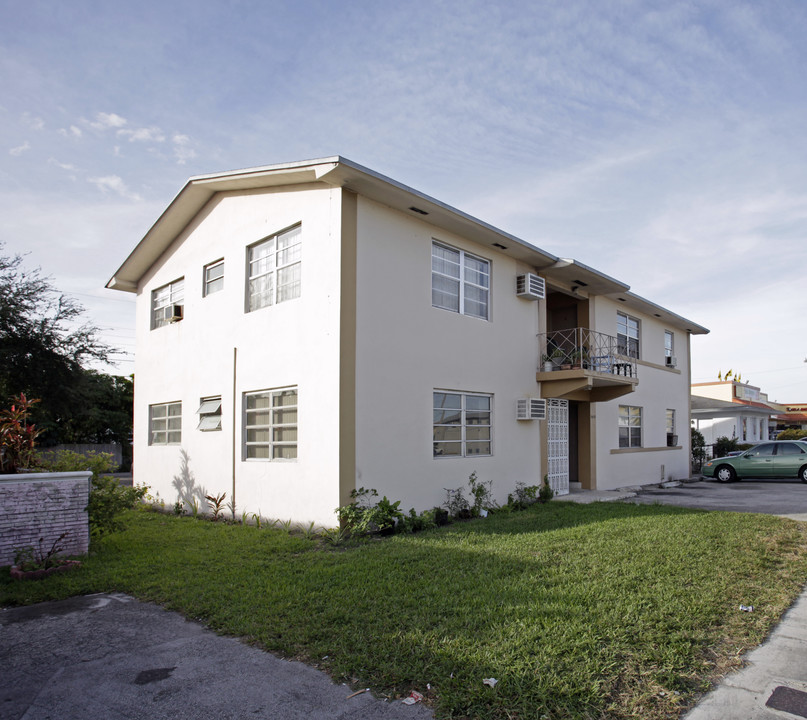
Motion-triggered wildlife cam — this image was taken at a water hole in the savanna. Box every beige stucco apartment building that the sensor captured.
[108,157,708,526]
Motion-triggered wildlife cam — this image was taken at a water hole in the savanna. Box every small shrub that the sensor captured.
[399,507,438,534]
[0,394,42,473]
[714,436,739,458]
[88,476,149,536]
[507,482,539,510]
[13,531,70,571]
[538,475,554,504]
[691,427,706,471]
[205,492,227,521]
[35,449,117,480]
[467,471,496,516]
[443,486,470,519]
[173,501,184,516]
[777,429,805,440]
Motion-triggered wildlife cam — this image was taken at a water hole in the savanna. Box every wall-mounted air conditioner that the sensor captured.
[517,398,547,421]
[166,304,184,323]
[516,273,546,300]
[665,356,677,368]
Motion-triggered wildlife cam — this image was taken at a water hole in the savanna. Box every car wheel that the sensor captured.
[716,465,736,483]
[800,465,807,484]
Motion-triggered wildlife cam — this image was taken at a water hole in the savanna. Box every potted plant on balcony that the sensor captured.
[570,349,590,369]
[551,347,566,369]
[541,354,554,372]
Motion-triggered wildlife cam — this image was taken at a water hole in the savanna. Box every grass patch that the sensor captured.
[3,501,807,719]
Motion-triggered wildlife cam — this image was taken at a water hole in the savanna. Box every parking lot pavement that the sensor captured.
[629,477,807,520]
[0,593,434,720]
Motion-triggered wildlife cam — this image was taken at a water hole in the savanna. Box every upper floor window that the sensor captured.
[247,226,301,312]
[244,387,298,460]
[150,401,182,445]
[197,396,222,431]
[433,391,492,457]
[204,260,224,296]
[151,278,184,329]
[664,330,674,358]
[431,241,489,320]
[618,405,642,448]
[617,312,639,359]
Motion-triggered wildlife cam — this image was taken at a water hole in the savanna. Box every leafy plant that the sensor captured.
[0,393,42,473]
[173,501,184,516]
[321,526,348,546]
[87,476,150,536]
[205,492,227,521]
[443,485,470,519]
[508,481,539,510]
[691,427,706,471]
[35,449,117,480]
[777,428,806,440]
[714,435,739,458]
[250,512,262,529]
[467,471,496,516]
[226,498,237,522]
[375,495,404,534]
[538,474,554,504]
[13,531,71,571]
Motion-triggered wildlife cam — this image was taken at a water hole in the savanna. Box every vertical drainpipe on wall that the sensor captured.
[232,347,238,514]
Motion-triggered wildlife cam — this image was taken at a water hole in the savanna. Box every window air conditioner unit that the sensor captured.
[665,356,677,368]
[517,398,547,421]
[516,273,545,300]
[166,304,184,323]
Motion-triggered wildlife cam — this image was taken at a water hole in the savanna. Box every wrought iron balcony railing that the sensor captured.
[538,328,638,378]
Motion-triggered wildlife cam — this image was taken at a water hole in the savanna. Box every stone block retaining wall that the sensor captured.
[0,472,91,567]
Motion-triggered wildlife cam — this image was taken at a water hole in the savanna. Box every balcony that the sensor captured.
[537,328,639,402]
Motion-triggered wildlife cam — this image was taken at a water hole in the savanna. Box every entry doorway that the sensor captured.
[547,399,570,496]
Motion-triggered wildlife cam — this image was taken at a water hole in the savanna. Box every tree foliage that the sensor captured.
[0,244,129,448]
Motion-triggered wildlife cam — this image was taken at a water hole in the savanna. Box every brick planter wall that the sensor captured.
[0,472,91,567]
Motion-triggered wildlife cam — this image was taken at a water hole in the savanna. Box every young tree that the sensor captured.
[0,244,116,444]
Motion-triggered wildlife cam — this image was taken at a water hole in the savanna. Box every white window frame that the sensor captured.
[243,387,298,460]
[617,312,640,359]
[618,405,642,448]
[431,241,490,320]
[149,401,182,445]
[664,330,674,358]
[433,390,492,458]
[247,225,302,312]
[666,409,676,435]
[203,259,224,297]
[151,278,184,329]
[197,396,222,431]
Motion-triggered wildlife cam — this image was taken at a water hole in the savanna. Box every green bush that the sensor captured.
[777,428,806,440]
[87,475,149,537]
[714,436,739,458]
[35,449,117,480]
[691,427,706,470]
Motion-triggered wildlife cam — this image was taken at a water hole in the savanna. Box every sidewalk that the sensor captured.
[684,591,807,719]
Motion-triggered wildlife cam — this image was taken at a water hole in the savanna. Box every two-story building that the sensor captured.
[108,157,708,525]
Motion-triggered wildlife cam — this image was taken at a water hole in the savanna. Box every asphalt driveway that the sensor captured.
[630,477,807,520]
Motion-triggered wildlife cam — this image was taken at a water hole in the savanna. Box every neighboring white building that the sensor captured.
[691,381,778,444]
[108,157,708,526]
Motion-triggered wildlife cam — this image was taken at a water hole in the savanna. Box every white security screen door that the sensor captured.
[547,399,570,496]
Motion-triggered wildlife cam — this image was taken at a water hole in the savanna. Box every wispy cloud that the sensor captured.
[117,126,165,143]
[22,113,44,130]
[89,112,128,130]
[9,141,31,156]
[58,125,83,138]
[172,134,196,164]
[87,175,141,201]
[48,157,78,172]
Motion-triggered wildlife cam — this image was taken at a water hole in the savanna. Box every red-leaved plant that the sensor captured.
[0,393,42,474]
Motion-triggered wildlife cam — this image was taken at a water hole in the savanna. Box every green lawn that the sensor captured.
[3,502,807,719]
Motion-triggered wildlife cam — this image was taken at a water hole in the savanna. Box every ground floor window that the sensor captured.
[244,387,298,460]
[433,391,491,457]
[150,401,182,445]
[618,405,642,448]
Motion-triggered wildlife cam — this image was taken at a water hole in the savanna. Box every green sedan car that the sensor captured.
[702,440,807,483]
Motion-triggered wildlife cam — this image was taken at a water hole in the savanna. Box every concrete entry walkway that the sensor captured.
[1,593,434,720]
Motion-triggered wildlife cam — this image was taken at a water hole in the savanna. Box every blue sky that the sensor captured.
[3,0,806,401]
